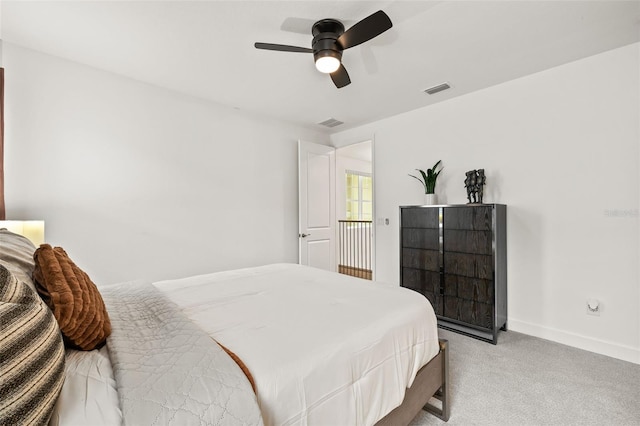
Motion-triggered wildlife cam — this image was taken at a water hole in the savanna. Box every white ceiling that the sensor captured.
[2,1,639,134]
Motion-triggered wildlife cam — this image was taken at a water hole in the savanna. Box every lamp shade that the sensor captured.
[315,56,340,73]
[314,49,341,74]
[0,220,45,247]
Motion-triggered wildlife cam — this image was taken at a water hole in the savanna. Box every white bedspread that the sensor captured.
[101,281,263,426]
[154,263,439,426]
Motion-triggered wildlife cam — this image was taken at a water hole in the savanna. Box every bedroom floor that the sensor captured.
[410,329,640,426]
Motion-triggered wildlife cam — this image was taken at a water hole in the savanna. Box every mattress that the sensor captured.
[154,263,439,425]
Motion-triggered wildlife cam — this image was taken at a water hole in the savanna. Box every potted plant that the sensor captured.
[409,160,442,205]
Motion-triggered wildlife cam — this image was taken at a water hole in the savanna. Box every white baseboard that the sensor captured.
[508,318,640,365]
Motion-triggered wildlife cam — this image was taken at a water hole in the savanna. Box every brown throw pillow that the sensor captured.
[32,244,111,351]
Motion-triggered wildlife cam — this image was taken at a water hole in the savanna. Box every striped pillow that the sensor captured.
[0,264,65,425]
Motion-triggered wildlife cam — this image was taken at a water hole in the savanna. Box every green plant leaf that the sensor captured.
[408,174,427,192]
[418,169,428,183]
[422,160,442,194]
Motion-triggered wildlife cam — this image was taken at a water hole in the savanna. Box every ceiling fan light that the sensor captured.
[315,54,340,74]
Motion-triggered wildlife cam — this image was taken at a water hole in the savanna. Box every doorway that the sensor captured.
[335,141,374,280]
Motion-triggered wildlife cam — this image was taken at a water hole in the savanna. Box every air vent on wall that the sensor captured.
[424,82,451,95]
[318,118,344,128]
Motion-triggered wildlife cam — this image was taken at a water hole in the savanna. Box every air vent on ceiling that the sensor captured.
[424,82,451,95]
[318,118,344,128]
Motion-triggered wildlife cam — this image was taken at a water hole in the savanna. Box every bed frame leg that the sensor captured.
[423,340,450,421]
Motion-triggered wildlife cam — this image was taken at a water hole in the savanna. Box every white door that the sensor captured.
[298,140,335,271]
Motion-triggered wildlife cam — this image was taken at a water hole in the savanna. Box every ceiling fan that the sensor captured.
[254,10,393,89]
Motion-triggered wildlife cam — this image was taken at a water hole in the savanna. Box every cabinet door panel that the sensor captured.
[447,275,494,304]
[444,252,492,280]
[402,268,439,295]
[443,296,460,321]
[443,274,456,297]
[402,248,439,271]
[444,230,492,255]
[444,206,492,231]
[401,207,439,228]
[402,228,439,250]
[424,292,444,316]
[459,300,493,329]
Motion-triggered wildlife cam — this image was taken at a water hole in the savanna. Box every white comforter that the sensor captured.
[154,263,439,426]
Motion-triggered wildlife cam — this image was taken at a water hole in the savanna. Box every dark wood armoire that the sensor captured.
[400,204,507,343]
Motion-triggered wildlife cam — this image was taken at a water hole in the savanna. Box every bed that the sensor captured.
[0,229,449,425]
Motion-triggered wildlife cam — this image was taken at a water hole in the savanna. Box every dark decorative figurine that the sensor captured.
[464,171,476,203]
[464,169,486,204]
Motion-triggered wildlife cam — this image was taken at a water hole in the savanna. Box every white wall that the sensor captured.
[3,43,329,284]
[331,43,640,364]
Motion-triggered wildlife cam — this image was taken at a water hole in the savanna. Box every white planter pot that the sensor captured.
[424,194,437,205]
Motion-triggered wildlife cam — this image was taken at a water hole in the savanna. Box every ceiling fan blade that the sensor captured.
[254,42,313,53]
[337,10,392,50]
[330,65,351,88]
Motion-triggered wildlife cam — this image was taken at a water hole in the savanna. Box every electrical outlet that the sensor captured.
[586,299,600,316]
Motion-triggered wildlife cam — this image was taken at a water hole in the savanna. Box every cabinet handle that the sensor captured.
[439,266,445,296]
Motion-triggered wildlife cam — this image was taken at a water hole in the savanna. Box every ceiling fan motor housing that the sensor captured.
[312,19,345,63]
[254,10,391,88]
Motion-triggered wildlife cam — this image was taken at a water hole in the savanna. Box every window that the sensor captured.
[346,171,372,221]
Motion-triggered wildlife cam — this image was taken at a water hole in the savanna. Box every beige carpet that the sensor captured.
[410,329,640,425]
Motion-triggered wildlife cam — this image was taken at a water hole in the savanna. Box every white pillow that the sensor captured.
[48,346,121,426]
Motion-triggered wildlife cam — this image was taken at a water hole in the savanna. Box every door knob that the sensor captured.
[299,233,311,238]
